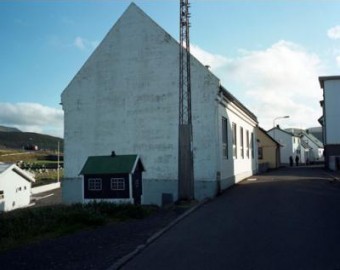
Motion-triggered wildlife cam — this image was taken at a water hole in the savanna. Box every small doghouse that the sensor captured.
[79,152,145,205]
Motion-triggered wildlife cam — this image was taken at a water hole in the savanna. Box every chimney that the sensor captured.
[111,151,116,157]
[276,124,280,129]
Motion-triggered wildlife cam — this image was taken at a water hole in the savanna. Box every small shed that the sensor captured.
[79,152,145,205]
[0,163,35,212]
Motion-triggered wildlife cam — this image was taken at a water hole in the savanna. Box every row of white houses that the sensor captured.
[267,127,323,166]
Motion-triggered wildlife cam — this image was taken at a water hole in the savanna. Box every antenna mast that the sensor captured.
[178,0,194,200]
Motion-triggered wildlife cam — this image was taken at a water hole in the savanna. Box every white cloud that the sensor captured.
[191,41,325,130]
[190,44,230,70]
[74,36,86,50]
[73,36,98,51]
[328,26,340,40]
[0,103,63,138]
[336,55,340,67]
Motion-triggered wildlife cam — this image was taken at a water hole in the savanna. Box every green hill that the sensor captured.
[0,131,63,151]
[0,125,21,132]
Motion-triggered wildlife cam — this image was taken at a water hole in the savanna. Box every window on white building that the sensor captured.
[232,123,237,158]
[88,178,102,191]
[246,130,250,158]
[111,178,125,190]
[0,190,4,199]
[222,117,228,159]
[240,127,244,159]
[251,132,255,159]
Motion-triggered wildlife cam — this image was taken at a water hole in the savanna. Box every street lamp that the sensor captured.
[273,115,290,128]
[273,115,290,140]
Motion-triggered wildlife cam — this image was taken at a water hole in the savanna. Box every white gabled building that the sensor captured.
[61,3,258,206]
[267,126,301,165]
[0,163,35,212]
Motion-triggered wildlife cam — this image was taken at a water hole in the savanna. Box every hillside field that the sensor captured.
[0,149,64,186]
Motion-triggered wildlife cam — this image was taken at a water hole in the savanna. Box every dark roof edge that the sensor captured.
[318,75,340,89]
[219,86,258,123]
[267,127,295,137]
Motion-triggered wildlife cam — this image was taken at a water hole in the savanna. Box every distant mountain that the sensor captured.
[0,125,21,132]
[0,130,63,151]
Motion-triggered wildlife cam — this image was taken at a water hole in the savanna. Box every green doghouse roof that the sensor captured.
[79,154,144,175]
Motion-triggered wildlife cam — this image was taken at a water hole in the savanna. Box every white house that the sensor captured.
[285,128,324,163]
[319,76,340,169]
[267,126,301,165]
[61,3,258,206]
[0,163,35,212]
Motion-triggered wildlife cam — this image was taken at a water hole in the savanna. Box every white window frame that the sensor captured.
[88,178,102,191]
[111,178,125,191]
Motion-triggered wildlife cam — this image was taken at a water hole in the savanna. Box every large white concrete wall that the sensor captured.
[324,80,340,144]
[62,4,219,205]
[0,169,31,212]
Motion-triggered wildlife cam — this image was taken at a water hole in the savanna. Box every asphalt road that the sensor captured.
[122,166,340,270]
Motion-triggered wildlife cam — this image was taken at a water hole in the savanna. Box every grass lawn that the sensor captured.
[0,202,156,251]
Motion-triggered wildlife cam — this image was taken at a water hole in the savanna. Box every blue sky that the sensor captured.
[1,1,340,137]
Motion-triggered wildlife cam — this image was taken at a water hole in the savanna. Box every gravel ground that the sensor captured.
[0,205,190,270]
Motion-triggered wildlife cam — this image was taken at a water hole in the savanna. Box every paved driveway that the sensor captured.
[123,166,340,270]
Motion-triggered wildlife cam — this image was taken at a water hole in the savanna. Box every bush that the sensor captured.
[0,202,156,251]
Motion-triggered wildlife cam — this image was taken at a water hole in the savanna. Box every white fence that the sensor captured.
[31,182,61,195]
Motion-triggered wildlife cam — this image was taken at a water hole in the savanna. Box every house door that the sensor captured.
[132,173,142,205]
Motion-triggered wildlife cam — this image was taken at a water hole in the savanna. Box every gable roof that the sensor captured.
[61,3,257,123]
[285,128,323,148]
[0,163,35,183]
[62,2,175,99]
[220,86,257,123]
[79,154,145,175]
[257,126,281,146]
[302,132,323,148]
[267,127,296,137]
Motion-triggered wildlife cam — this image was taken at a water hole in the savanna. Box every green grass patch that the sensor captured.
[0,202,156,251]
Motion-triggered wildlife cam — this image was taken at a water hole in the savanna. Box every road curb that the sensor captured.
[107,199,208,270]
[324,171,340,182]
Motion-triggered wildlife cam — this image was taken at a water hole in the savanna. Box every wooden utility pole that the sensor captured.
[178,0,194,201]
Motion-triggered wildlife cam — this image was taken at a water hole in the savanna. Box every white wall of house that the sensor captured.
[268,129,300,165]
[61,3,257,206]
[323,79,340,145]
[0,165,33,212]
[218,98,257,191]
[319,76,340,169]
